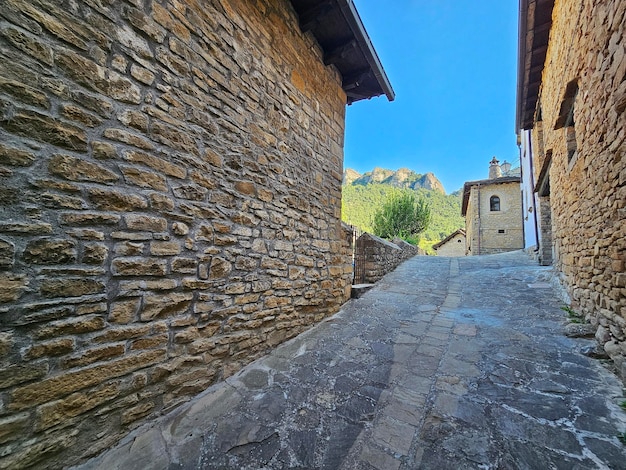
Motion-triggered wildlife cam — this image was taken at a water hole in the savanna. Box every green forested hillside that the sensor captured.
[341,184,465,251]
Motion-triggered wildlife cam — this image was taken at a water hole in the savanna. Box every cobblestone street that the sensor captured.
[75,252,626,469]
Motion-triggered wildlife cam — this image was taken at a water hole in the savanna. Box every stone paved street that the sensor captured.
[74,252,626,469]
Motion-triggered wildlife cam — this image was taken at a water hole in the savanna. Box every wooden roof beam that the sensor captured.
[299,1,333,33]
[342,68,371,90]
[324,38,357,66]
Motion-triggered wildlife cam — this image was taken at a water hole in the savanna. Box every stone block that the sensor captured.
[120,400,155,425]
[130,334,169,350]
[1,26,54,65]
[92,325,151,343]
[172,257,197,273]
[117,109,148,132]
[0,143,36,166]
[131,64,156,85]
[235,181,256,196]
[104,128,155,150]
[36,383,120,431]
[123,150,186,178]
[209,257,232,279]
[1,108,88,151]
[125,214,167,232]
[38,192,86,209]
[23,338,75,360]
[0,331,14,356]
[0,361,49,389]
[60,104,102,127]
[59,212,121,226]
[23,238,77,265]
[120,165,167,190]
[34,315,106,339]
[10,349,166,409]
[150,193,175,211]
[91,141,117,159]
[140,292,193,321]
[112,257,168,276]
[150,241,181,256]
[0,238,15,269]
[109,298,141,324]
[0,412,30,445]
[0,274,29,302]
[62,344,125,369]
[88,188,148,211]
[0,222,52,235]
[83,244,108,264]
[0,77,49,109]
[40,278,105,298]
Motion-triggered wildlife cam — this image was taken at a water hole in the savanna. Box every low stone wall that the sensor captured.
[355,234,419,284]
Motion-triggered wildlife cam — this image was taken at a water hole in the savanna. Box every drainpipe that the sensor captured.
[476,185,481,256]
[527,133,540,251]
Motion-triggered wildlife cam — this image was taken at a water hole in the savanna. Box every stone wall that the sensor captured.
[478,181,523,255]
[529,0,625,375]
[465,187,479,255]
[0,0,353,467]
[355,233,418,284]
[465,181,524,255]
[537,196,553,266]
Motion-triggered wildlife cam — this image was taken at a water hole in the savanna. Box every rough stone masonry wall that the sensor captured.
[536,0,625,374]
[465,188,479,255]
[0,0,353,467]
[478,182,523,255]
[465,182,523,256]
[356,233,418,284]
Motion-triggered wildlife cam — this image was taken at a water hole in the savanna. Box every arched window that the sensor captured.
[490,196,500,211]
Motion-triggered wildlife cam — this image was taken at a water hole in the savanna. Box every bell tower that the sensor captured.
[489,156,502,179]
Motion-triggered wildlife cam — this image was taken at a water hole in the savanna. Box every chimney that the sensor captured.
[489,156,502,179]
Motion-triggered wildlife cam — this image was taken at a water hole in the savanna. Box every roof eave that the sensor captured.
[461,177,522,216]
[289,0,394,104]
[336,0,395,102]
[516,0,555,132]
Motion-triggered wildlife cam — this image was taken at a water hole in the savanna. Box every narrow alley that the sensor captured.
[75,252,626,470]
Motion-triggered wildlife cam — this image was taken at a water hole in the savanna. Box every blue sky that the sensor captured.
[344,0,520,193]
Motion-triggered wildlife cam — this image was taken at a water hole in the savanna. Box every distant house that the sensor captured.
[433,229,466,257]
[516,0,625,377]
[462,158,523,255]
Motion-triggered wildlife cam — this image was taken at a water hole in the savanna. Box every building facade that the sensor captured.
[462,160,524,256]
[0,0,393,467]
[432,229,466,257]
[517,0,625,374]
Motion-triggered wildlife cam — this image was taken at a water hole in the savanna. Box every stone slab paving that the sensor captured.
[73,252,626,469]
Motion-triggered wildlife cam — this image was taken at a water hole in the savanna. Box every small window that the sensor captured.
[554,80,579,164]
[490,196,500,211]
[457,239,462,243]
[498,229,505,234]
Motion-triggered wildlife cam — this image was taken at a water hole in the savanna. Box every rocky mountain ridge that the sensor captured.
[343,167,446,194]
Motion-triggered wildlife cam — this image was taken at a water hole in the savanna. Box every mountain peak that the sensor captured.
[343,167,446,194]
[343,168,361,185]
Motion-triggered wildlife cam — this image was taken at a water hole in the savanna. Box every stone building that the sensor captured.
[432,229,466,257]
[462,159,524,255]
[516,0,625,375]
[0,0,393,467]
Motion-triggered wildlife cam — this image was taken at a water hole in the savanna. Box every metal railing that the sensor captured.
[350,225,365,284]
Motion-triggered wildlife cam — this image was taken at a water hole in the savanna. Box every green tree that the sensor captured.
[371,191,431,240]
